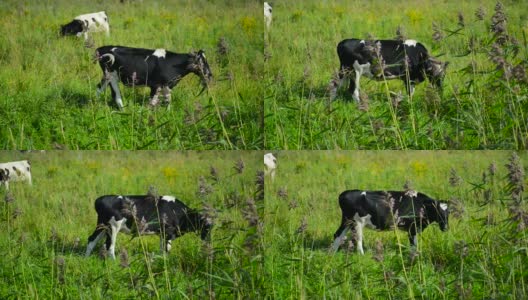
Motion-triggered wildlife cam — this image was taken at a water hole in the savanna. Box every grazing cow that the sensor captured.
[94,46,213,109]
[0,168,9,189]
[60,11,110,41]
[331,189,449,254]
[336,39,448,102]
[264,2,272,31]
[0,160,32,190]
[264,153,277,181]
[85,194,213,259]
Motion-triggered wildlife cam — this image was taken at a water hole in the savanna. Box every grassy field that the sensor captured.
[264,0,528,150]
[0,151,264,298]
[0,0,263,150]
[264,151,528,298]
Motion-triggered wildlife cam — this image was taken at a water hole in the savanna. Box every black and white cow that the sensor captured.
[94,46,213,109]
[264,2,272,31]
[85,194,213,259]
[331,189,449,254]
[60,11,110,41]
[336,39,448,102]
[0,160,32,190]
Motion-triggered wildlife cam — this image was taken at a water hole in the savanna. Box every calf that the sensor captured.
[94,46,213,109]
[336,39,448,102]
[331,189,449,254]
[85,194,212,259]
[60,11,110,41]
[0,160,32,190]
[264,2,272,31]
[264,153,277,181]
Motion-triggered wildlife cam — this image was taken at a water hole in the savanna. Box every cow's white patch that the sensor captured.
[352,60,372,102]
[353,212,376,229]
[153,48,166,58]
[440,203,448,211]
[111,47,117,52]
[108,216,126,259]
[361,191,366,196]
[108,71,123,108]
[353,213,376,255]
[404,39,417,47]
[360,40,365,44]
[161,195,176,202]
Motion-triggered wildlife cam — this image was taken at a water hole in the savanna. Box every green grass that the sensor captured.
[264,151,528,298]
[0,151,264,298]
[0,0,263,150]
[265,0,528,149]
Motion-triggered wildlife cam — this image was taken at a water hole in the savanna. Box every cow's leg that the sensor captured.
[404,79,416,97]
[270,169,275,181]
[331,216,351,252]
[355,220,365,255]
[83,32,88,41]
[86,227,105,257]
[161,86,171,105]
[352,66,361,103]
[148,87,162,107]
[108,71,124,109]
[4,181,9,190]
[408,223,418,247]
[96,73,110,98]
[107,217,125,259]
[337,66,349,90]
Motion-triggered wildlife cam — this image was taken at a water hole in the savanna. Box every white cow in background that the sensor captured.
[0,160,32,190]
[264,153,277,181]
[60,11,110,41]
[264,2,272,31]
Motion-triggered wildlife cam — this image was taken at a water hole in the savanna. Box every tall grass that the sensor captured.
[264,0,528,149]
[0,0,263,150]
[264,151,528,298]
[0,151,264,298]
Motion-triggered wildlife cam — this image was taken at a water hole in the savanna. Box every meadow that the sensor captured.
[264,151,528,298]
[264,0,528,150]
[0,0,263,150]
[0,151,264,298]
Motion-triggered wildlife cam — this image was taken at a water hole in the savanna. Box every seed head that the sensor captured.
[277,187,288,199]
[475,7,485,21]
[216,37,228,57]
[395,25,406,41]
[505,152,524,203]
[234,159,245,174]
[120,248,130,268]
[449,168,462,187]
[432,22,444,43]
[454,240,469,258]
[373,239,384,262]
[55,256,66,284]
[210,166,219,182]
[4,192,14,203]
[296,217,308,234]
[458,12,465,28]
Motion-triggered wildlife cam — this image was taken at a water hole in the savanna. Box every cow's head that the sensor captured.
[0,168,9,182]
[189,50,213,89]
[60,20,84,36]
[435,201,449,231]
[425,57,448,88]
[183,209,213,240]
